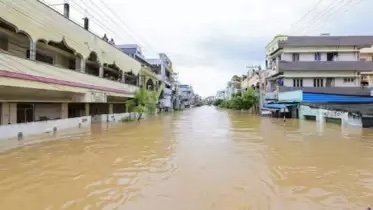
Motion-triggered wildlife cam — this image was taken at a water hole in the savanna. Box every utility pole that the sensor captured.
[246,65,263,114]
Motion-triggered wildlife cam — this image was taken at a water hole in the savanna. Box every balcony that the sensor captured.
[279,61,373,72]
[0,0,141,75]
[279,86,373,97]
[0,52,139,100]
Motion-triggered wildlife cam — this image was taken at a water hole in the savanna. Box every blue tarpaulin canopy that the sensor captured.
[264,103,297,109]
[303,93,373,104]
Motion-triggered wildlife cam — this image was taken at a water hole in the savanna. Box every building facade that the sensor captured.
[0,0,146,140]
[262,35,373,127]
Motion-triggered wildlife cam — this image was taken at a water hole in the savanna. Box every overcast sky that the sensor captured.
[48,0,373,97]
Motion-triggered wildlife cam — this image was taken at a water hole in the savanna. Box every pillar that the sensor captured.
[125,102,129,113]
[99,65,104,78]
[121,72,125,83]
[61,103,68,119]
[76,57,85,73]
[138,75,143,87]
[1,103,17,125]
[109,104,114,114]
[29,40,36,60]
[85,103,90,116]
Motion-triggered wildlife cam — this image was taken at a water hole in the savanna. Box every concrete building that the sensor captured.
[117,44,160,92]
[0,0,144,140]
[266,35,373,92]
[146,53,175,110]
[262,35,373,126]
[178,84,194,108]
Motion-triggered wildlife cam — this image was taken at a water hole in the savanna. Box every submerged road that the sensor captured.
[0,106,373,209]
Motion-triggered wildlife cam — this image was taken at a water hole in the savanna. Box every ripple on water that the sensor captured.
[0,107,373,209]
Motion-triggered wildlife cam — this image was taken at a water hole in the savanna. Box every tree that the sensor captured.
[127,89,159,121]
[217,89,258,110]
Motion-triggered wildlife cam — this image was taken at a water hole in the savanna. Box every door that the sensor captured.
[326,78,334,87]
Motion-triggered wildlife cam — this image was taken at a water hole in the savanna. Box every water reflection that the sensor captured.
[0,106,372,209]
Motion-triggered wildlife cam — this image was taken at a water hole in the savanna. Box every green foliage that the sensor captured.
[213,99,224,106]
[217,89,258,110]
[127,89,159,115]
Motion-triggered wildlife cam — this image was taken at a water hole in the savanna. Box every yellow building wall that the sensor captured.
[0,0,141,74]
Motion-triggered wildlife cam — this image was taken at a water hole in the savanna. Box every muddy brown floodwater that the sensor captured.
[0,106,373,210]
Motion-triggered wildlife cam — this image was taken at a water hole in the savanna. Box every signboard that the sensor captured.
[323,110,343,119]
[73,92,107,103]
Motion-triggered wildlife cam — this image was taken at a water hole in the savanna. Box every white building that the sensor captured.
[179,84,194,107]
[265,35,373,93]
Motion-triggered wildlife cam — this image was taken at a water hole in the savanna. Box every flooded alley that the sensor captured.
[0,106,373,210]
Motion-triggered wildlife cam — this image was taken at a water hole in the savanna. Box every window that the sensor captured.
[313,79,324,87]
[327,52,338,61]
[0,37,8,51]
[343,78,355,83]
[26,50,54,64]
[293,79,303,87]
[314,52,321,61]
[68,59,76,70]
[292,53,300,62]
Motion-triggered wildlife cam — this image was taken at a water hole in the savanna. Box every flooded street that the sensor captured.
[0,106,373,209]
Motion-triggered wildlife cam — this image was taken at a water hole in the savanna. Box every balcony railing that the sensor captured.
[278,61,373,72]
[0,52,139,96]
[279,86,373,96]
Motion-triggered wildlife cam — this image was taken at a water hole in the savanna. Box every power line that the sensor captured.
[300,0,358,34]
[313,0,363,33]
[286,0,326,34]
[95,0,158,55]
[292,0,344,34]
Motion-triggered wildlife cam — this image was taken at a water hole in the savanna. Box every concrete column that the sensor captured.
[125,102,129,113]
[121,72,125,83]
[1,103,17,125]
[85,103,90,116]
[99,65,104,78]
[138,75,142,87]
[61,103,68,119]
[109,104,114,114]
[29,40,36,60]
[76,57,85,72]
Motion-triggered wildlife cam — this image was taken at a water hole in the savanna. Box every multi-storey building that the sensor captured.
[117,44,160,91]
[263,35,373,127]
[266,35,373,92]
[178,84,194,108]
[0,0,144,139]
[147,53,176,110]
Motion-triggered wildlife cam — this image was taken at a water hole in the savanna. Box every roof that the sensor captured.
[278,36,373,48]
[279,87,373,96]
[279,61,373,72]
[116,44,140,49]
[302,93,373,104]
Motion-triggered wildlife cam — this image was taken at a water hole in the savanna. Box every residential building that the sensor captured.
[178,84,194,108]
[263,35,373,127]
[266,35,373,93]
[117,44,160,91]
[0,0,143,140]
[147,53,175,110]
